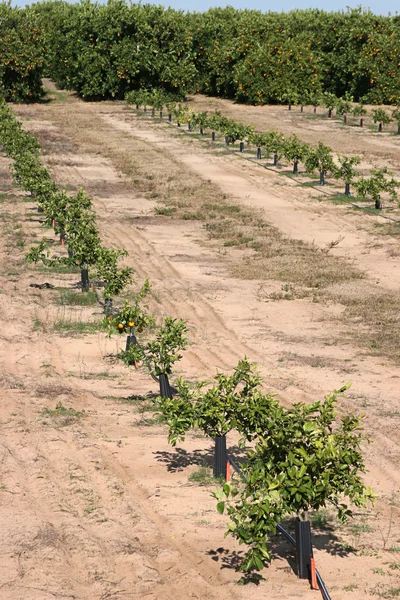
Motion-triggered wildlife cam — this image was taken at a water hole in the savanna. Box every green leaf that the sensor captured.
[217,501,225,515]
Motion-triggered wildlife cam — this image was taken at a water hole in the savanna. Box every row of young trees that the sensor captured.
[0,101,134,303]
[128,92,399,210]
[0,104,375,578]
[3,2,400,106]
[0,100,192,387]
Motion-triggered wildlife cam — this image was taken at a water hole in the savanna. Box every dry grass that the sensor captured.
[325,281,400,362]
[30,104,361,293]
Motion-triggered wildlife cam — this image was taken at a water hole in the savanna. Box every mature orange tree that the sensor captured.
[0,4,44,102]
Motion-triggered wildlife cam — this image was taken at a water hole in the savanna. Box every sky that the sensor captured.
[11,0,399,16]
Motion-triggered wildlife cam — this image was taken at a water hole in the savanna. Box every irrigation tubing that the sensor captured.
[226,454,332,600]
[137,108,400,225]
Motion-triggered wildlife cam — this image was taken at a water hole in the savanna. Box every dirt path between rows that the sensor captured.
[0,86,398,600]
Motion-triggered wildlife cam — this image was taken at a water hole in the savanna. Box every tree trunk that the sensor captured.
[188,122,192,131]
[159,373,172,399]
[168,114,172,122]
[214,435,227,479]
[80,268,89,292]
[343,114,347,124]
[313,106,317,114]
[225,135,230,145]
[288,103,292,111]
[159,111,163,120]
[104,297,112,316]
[125,333,138,366]
[273,153,278,166]
[378,122,383,132]
[200,128,204,135]
[345,182,350,196]
[151,108,155,117]
[375,197,382,210]
[135,103,139,110]
[212,131,216,141]
[360,118,364,128]
[295,517,313,580]
[300,105,304,113]
[328,108,332,119]
[239,141,244,153]
[293,159,299,175]
[257,147,262,160]
[319,171,325,185]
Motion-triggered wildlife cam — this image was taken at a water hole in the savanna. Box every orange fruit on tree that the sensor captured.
[128,321,134,327]
[118,323,124,330]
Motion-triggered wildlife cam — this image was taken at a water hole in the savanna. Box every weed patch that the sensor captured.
[57,289,98,306]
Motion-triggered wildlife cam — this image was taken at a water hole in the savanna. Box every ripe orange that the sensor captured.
[118,323,124,330]
[128,321,135,327]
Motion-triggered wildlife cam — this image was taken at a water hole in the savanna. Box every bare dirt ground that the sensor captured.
[0,83,399,600]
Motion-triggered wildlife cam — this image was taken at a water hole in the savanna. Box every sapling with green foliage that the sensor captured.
[322,92,338,118]
[298,92,310,113]
[355,167,399,210]
[95,246,134,308]
[105,279,154,335]
[122,317,188,396]
[372,108,392,132]
[214,384,375,573]
[221,120,254,145]
[190,110,210,135]
[158,358,278,477]
[309,91,323,114]
[351,104,367,118]
[336,93,353,117]
[305,141,335,185]
[334,155,361,196]
[282,134,310,175]
[105,279,155,367]
[263,130,286,165]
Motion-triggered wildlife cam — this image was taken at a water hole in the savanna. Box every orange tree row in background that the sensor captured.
[3,1,400,105]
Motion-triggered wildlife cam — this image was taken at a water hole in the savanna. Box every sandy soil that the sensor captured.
[0,85,399,600]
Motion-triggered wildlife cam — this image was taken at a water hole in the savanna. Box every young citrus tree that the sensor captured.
[105,279,154,336]
[334,155,361,196]
[215,386,375,573]
[336,94,353,117]
[190,110,211,135]
[263,130,286,166]
[282,134,310,175]
[95,246,134,309]
[104,279,155,367]
[122,317,188,397]
[158,358,278,477]
[355,167,398,210]
[351,104,367,118]
[305,141,335,185]
[222,120,254,145]
[372,108,392,132]
[322,92,337,119]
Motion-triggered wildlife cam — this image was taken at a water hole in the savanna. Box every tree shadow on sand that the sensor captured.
[206,518,356,583]
[153,444,247,473]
